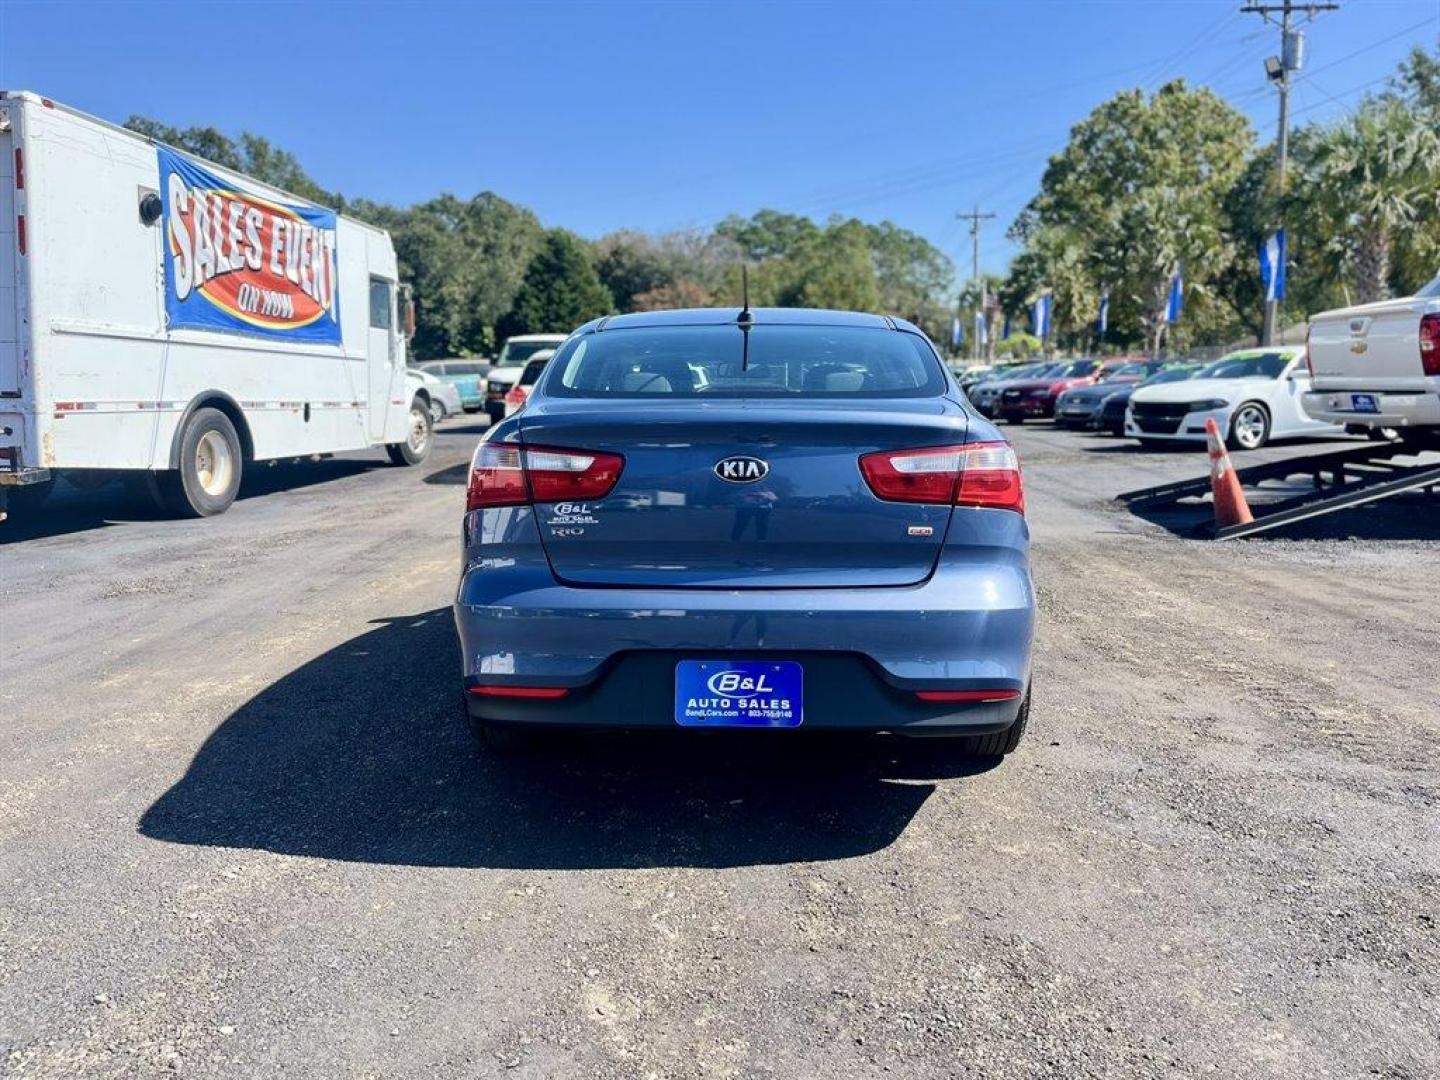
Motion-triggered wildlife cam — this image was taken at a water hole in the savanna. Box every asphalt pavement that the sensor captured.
[2,416,1436,1078]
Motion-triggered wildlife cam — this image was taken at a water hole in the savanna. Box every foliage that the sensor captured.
[1006,81,1254,353]
[497,230,614,340]
[993,331,1042,359]
[1291,96,1440,303]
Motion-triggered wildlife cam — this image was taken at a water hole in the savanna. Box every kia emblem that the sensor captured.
[714,456,770,483]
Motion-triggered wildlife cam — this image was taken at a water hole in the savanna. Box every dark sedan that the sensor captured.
[1053,361,1164,429]
[1093,364,1203,435]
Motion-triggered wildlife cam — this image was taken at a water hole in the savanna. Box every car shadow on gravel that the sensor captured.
[139,608,995,870]
[1,459,379,544]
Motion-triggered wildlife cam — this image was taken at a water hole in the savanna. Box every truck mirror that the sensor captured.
[404,299,417,340]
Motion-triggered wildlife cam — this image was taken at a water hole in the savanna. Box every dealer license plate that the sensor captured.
[1351,393,1379,413]
[674,660,803,727]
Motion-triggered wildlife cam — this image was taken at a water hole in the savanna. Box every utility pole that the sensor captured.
[956,205,996,360]
[1242,1,1338,344]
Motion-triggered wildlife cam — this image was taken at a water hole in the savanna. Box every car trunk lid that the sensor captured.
[517,398,969,588]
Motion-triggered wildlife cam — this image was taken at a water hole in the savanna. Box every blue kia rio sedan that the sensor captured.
[454,308,1035,756]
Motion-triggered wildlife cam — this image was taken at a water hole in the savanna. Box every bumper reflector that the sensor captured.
[467,685,570,699]
[914,688,1022,703]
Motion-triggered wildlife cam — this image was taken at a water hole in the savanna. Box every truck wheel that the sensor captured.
[961,689,1030,758]
[1227,402,1270,451]
[429,398,447,424]
[159,408,243,517]
[387,398,433,466]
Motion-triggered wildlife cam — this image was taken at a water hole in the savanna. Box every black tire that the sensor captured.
[462,405,483,414]
[961,690,1030,757]
[428,397,447,425]
[1226,401,1271,451]
[1004,415,1023,425]
[158,407,243,517]
[386,398,433,466]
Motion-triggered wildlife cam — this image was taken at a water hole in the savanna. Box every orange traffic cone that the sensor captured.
[1205,417,1253,529]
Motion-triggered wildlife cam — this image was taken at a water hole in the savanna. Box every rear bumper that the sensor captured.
[462,651,1027,735]
[454,513,1034,733]
[1302,389,1440,429]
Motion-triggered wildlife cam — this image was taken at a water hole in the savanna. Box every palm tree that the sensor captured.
[1305,98,1440,304]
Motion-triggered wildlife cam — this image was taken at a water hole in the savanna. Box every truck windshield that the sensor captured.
[549,325,946,399]
[497,341,559,367]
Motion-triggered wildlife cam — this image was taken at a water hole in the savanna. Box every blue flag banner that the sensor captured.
[158,146,342,344]
[1165,269,1184,325]
[1031,294,1052,338]
[974,310,987,346]
[1097,287,1109,335]
[951,316,963,347]
[1002,316,1012,341]
[1259,230,1287,302]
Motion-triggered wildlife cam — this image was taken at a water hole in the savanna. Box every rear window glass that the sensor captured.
[519,359,548,386]
[547,325,947,399]
[1417,273,1440,298]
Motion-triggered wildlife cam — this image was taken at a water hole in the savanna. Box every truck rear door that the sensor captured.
[1311,299,1435,391]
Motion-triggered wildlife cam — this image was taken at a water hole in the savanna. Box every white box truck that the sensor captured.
[0,90,433,519]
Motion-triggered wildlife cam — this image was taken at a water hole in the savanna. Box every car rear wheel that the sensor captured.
[960,689,1029,757]
[1227,402,1270,451]
[429,398,447,424]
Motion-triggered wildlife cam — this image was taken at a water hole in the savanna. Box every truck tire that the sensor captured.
[159,408,243,517]
[386,398,433,466]
[961,689,1030,758]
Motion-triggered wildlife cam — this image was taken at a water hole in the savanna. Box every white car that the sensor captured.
[407,368,463,423]
[484,333,568,422]
[1125,345,1343,451]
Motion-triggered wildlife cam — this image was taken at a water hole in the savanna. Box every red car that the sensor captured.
[995,359,1103,422]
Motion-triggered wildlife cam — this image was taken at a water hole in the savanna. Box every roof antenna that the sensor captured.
[738,264,753,370]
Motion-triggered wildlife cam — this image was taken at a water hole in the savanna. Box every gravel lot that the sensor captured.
[2,418,1436,1079]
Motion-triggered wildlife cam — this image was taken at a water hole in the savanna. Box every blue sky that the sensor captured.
[2,0,1436,276]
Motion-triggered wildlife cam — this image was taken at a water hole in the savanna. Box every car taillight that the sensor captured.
[1304,324,1315,378]
[1420,313,1440,377]
[506,386,527,406]
[466,442,624,511]
[859,441,1024,513]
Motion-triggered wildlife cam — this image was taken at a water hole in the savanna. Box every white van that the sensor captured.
[0,91,432,518]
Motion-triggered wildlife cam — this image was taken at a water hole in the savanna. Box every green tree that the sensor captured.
[499,229,615,339]
[394,193,543,359]
[123,116,341,207]
[1009,81,1254,353]
[1299,97,1440,303]
[716,210,822,260]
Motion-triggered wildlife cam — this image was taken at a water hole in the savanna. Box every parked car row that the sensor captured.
[962,346,1339,451]
[409,333,569,427]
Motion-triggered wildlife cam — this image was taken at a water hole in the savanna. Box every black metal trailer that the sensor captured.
[1117,443,1440,539]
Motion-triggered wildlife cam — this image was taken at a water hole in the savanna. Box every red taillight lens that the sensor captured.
[1420,313,1440,377]
[915,688,1022,703]
[859,441,1024,513]
[466,442,624,511]
[467,685,569,699]
[1305,324,1315,378]
[506,386,527,406]
[466,443,528,509]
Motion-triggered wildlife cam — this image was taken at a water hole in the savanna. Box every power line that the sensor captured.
[1242,0,1341,345]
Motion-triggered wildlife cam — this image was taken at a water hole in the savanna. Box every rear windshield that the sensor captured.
[519,360,549,386]
[499,340,561,367]
[1142,367,1197,386]
[546,325,947,399]
[1417,273,1440,298]
[1053,360,1098,378]
[1198,353,1291,379]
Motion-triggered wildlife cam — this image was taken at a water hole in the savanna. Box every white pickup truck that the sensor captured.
[1301,273,1440,450]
